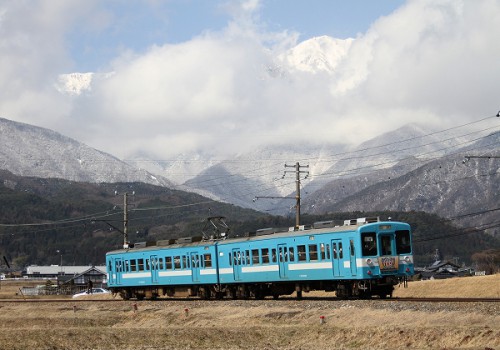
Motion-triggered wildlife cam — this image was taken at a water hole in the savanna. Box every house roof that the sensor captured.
[26,265,107,275]
[426,260,460,271]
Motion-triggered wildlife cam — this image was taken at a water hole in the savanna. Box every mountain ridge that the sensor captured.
[0,117,173,187]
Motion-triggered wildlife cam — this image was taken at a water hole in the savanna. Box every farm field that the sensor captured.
[0,274,498,350]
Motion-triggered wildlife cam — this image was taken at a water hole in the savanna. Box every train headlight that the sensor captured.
[404,256,411,263]
[366,258,373,265]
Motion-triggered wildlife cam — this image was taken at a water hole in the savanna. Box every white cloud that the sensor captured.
[1,0,499,161]
[335,0,500,121]
[0,0,100,125]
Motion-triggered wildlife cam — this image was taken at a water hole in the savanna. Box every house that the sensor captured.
[421,260,462,280]
[24,265,107,285]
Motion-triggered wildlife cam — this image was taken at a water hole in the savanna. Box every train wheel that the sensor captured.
[254,288,264,300]
[226,287,237,299]
[199,286,211,300]
[244,287,250,299]
[119,290,131,300]
[296,290,303,300]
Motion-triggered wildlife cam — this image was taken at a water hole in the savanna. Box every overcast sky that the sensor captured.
[1,0,499,160]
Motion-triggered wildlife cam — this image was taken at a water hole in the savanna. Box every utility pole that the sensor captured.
[123,193,129,249]
[254,162,309,230]
[284,162,309,229]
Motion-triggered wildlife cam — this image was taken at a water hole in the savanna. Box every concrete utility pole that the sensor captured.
[123,193,129,249]
[284,162,309,230]
[254,162,309,230]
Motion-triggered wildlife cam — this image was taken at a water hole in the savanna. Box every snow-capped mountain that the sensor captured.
[305,132,500,233]
[178,123,499,216]
[0,117,173,186]
[55,72,94,95]
[1,116,498,229]
[278,36,354,74]
[32,33,499,224]
[56,36,354,97]
[182,142,346,211]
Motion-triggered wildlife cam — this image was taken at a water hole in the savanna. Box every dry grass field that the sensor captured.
[0,275,498,350]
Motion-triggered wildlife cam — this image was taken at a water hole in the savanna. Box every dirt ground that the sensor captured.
[0,275,498,350]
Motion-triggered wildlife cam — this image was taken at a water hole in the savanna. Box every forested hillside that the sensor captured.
[0,170,498,269]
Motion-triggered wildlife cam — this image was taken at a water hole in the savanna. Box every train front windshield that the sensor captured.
[361,227,412,257]
[395,230,411,254]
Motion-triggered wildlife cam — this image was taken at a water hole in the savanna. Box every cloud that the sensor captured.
[0,1,104,128]
[334,1,500,122]
[1,0,499,161]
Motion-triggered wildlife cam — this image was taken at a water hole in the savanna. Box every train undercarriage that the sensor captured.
[112,277,404,300]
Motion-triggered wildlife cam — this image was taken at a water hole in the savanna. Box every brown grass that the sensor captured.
[392,274,500,298]
[0,275,498,350]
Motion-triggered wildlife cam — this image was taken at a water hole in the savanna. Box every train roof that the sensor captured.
[106,217,410,256]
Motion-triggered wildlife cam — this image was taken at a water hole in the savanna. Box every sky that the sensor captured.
[1,0,499,161]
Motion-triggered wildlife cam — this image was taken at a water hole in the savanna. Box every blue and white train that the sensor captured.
[105,217,414,300]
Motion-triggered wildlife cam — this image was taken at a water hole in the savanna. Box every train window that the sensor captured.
[204,254,212,268]
[309,244,318,261]
[158,258,164,270]
[138,259,144,271]
[174,256,181,269]
[297,245,306,261]
[245,250,250,265]
[146,259,150,271]
[326,244,330,259]
[183,256,189,269]
[381,236,393,255]
[320,244,326,260]
[271,249,277,263]
[279,247,288,263]
[190,255,198,268]
[125,260,130,272]
[252,249,260,264]
[338,243,343,259]
[229,253,232,266]
[396,230,411,254]
[361,232,377,256]
[235,251,243,265]
[165,257,172,270]
[350,240,355,256]
[262,249,269,264]
[289,247,295,262]
[130,259,137,272]
[333,244,338,259]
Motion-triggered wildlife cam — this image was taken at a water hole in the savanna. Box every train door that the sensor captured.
[232,248,243,281]
[349,239,357,276]
[109,258,117,285]
[331,239,343,277]
[378,234,398,271]
[277,244,288,279]
[107,258,115,285]
[115,257,124,285]
[190,252,200,282]
[150,255,159,284]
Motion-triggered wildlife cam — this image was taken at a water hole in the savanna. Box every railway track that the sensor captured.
[1,296,498,303]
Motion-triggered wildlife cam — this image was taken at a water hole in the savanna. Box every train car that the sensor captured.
[106,238,219,300]
[106,217,414,300]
